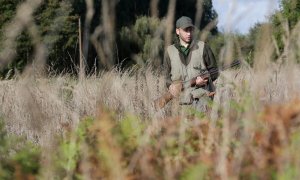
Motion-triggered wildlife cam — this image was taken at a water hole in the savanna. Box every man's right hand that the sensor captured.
[169,82,183,97]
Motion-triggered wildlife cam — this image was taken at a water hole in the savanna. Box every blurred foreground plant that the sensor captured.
[0,119,40,180]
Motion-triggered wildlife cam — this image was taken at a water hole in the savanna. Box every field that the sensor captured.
[1,61,300,179]
[1,0,300,179]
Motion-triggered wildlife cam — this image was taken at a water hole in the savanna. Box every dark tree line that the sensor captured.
[0,0,218,78]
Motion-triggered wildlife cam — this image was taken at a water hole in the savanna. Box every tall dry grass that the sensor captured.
[1,62,300,178]
[1,0,300,179]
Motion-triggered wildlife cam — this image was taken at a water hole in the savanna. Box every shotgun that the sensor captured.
[154,60,240,110]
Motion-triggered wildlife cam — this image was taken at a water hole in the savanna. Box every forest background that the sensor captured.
[1,0,296,77]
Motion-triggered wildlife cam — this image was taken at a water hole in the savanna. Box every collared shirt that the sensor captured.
[178,44,190,57]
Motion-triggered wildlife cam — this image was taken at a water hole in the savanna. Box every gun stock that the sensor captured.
[154,73,209,110]
[154,91,174,110]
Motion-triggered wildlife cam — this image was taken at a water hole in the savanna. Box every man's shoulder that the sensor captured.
[167,44,176,48]
[194,40,206,45]
[167,44,177,51]
[189,40,205,49]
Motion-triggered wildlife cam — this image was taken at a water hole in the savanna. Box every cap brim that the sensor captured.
[179,24,194,29]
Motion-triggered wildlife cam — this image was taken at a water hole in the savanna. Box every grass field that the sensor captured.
[1,0,300,179]
[1,61,300,179]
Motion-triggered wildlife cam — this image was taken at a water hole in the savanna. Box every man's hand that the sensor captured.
[169,82,183,97]
[195,76,208,86]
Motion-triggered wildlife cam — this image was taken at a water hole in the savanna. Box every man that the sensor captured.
[164,16,219,113]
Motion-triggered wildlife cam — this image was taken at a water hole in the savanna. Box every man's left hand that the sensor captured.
[195,76,208,86]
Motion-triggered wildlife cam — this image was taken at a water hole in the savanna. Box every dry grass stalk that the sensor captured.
[1,0,300,179]
[0,0,43,69]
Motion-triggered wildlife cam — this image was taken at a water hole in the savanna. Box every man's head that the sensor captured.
[176,16,194,44]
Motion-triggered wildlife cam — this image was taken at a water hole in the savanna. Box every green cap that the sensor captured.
[176,16,194,29]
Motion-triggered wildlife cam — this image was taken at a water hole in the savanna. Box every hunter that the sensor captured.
[163,16,219,113]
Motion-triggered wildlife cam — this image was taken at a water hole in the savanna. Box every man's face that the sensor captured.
[176,26,194,44]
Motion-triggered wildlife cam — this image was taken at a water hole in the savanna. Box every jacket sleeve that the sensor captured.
[163,52,173,88]
[203,43,219,81]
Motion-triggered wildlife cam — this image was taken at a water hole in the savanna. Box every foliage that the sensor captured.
[0,0,219,78]
[0,0,78,78]
[180,163,209,180]
[240,22,270,66]
[1,65,300,179]
[118,16,164,68]
[36,0,78,73]
[271,0,300,56]
[0,0,34,79]
[281,0,300,28]
[54,117,93,179]
[116,0,218,33]
[0,119,40,179]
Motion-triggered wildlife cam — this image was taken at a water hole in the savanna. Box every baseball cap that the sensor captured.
[176,16,194,29]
